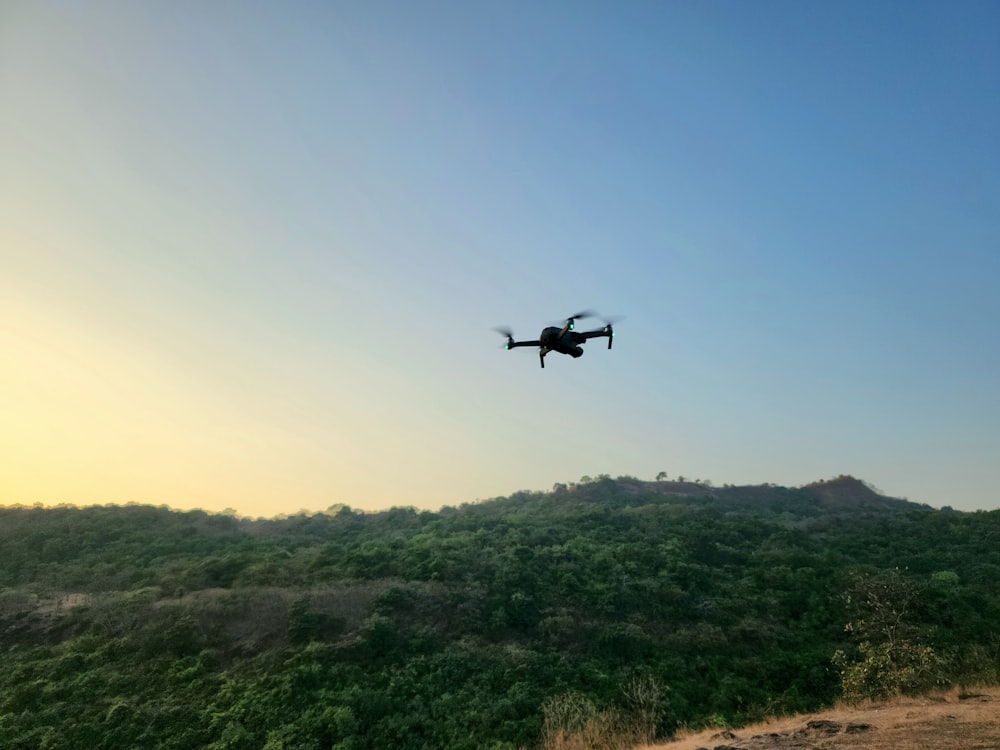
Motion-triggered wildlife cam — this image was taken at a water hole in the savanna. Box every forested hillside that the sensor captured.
[1,476,998,749]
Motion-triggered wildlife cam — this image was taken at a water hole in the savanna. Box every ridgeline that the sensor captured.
[1,475,998,749]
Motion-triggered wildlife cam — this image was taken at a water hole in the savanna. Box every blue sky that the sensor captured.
[2,1,998,515]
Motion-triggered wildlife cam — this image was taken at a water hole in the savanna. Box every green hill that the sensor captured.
[1,476,997,749]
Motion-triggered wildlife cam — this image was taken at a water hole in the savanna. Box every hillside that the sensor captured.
[646,686,1000,750]
[1,476,998,749]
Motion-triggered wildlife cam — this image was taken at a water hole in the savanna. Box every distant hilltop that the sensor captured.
[539,473,924,514]
[800,474,915,510]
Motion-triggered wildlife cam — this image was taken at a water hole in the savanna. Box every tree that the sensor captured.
[656,471,668,481]
[621,672,665,744]
[833,570,946,702]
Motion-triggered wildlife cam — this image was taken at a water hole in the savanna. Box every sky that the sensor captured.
[2,1,998,516]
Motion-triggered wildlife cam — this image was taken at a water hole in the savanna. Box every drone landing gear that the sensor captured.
[539,350,546,368]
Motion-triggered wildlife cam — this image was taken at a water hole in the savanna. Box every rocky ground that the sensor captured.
[642,686,1000,750]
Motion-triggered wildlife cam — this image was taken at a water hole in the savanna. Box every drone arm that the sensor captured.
[578,326,615,349]
[505,339,542,349]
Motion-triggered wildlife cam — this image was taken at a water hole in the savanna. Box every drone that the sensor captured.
[494,310,618,368]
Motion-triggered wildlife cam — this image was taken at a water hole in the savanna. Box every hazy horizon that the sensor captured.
[0,472,957,521]
[3,2,998,516]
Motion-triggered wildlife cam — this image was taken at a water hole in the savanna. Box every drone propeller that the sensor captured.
[599,315,623,349]
[565,310,596,330]
[492,326,516,350]
[549,310,597,335]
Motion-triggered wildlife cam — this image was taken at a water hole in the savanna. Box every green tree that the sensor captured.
[833,570,947,702]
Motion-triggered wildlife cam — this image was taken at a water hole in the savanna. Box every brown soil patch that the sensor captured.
[640,687,1000,750]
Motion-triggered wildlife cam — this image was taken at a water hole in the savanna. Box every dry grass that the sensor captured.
[638,685,1000,750]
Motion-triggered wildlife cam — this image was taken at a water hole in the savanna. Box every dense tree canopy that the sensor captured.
[1,477,998,748]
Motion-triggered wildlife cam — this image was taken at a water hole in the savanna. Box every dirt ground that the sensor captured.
[640,686,1000,750]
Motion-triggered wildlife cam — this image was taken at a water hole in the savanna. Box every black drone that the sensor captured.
[494,310,618,368]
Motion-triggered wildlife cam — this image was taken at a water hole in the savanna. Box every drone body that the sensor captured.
[495,311,617,368]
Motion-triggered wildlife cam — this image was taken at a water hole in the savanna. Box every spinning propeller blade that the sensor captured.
[492,327,515,349]
[565,310,595,330]
[599,316,623,349]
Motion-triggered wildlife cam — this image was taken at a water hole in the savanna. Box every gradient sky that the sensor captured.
[3,1,998,516]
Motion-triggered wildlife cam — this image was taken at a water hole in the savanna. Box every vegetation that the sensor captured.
[0,475,998,749]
